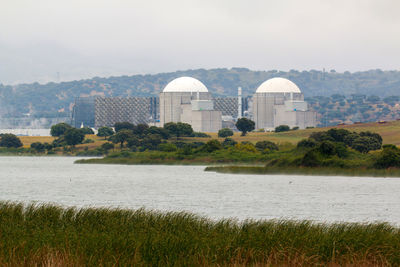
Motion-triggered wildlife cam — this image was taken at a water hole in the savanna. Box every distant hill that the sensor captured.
[1,68,400,119]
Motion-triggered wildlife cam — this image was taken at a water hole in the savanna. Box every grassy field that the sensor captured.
[1,202,400,266]
[187,120,400,145]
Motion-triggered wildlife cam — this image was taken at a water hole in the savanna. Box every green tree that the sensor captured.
[142,134,162,150]
[235,118,255,136]
[79,127,94,135]
[132,124,149,137]
[218,128,234,138]
[126,136,140,149]
[97,126,114,139]
[30,142,45,152]
[164,122,193,138]
[145,126,170,139]
[112,129,134,148]
[50,123,71,137]
[64,128,85,147]
[114,122,135,133]
[101,142,114,153]
[0,134,23,148]
[275,125,290,132]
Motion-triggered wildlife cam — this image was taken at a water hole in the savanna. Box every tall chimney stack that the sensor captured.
[238,87,242,119]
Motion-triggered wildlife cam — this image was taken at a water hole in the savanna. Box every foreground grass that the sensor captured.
[205,165,400,177]
[0,202,400,266]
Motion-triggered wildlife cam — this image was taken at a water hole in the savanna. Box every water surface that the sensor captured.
[1,156,399,223]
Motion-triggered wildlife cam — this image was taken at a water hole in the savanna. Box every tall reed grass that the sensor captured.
[0,202,399,266]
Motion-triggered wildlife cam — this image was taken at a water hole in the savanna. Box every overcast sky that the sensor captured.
[1,0,400,84]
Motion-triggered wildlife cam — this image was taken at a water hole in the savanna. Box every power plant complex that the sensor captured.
[72,77,316,132]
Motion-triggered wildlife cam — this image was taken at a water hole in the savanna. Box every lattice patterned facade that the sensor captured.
[213,97,249,117]
[95,97,158,128]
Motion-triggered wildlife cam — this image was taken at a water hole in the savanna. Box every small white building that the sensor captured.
[252,77,316,130]
[159,77,222,132]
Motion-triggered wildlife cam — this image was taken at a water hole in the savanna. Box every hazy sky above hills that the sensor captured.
[1,0,400,84]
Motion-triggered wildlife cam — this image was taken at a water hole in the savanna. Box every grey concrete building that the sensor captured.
[159,77,222,132]
[253,77,316,130]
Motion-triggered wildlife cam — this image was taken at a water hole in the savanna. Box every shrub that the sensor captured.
[327,128,351,142]
[309,132,334,142]
[192,132,211,138]
[126,136,140,149]
[374,145,400,169]
[30,142,45,152]
[142,134,162,150]
[218,128,234,138]
[275,125,290,132]
[318,141,336,156]
[297,139,317,149]
[222,138,237,147]
[301,149,321,167]
[101,142,114,151]
[255,141,278,151]
[158,143,177,152]
[203,140,222,152]
[235,143,257,153]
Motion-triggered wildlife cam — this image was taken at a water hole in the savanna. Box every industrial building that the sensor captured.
[94,97,158,128]
[72,76,316,132]
[159,77,222,132]
[252,77,316,130]
[71,97,95,128]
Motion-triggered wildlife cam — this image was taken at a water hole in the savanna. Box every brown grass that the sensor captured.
[0,248,390,267]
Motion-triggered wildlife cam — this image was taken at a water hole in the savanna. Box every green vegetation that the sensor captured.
[1,202,400,266]
[96,126,114,139]
[205,128,400,176]
[76,125,400,177]
[218,127,234,138]
[50,122,71,137]
[0,133,23,148]
[275,125,290,132]
[64,128,85,147]
[235,118,255,136]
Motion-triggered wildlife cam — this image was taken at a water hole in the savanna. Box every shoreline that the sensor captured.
[205,165,400,177]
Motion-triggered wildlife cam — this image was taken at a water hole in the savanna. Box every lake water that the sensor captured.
[1,156,400,223]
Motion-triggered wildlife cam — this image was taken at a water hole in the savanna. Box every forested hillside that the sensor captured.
[0,68,400,120]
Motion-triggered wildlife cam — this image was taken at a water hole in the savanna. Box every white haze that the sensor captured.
[1,0,400,84]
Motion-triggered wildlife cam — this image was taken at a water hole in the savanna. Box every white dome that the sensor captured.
[163,77,208,93]
[256,77,301,94]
